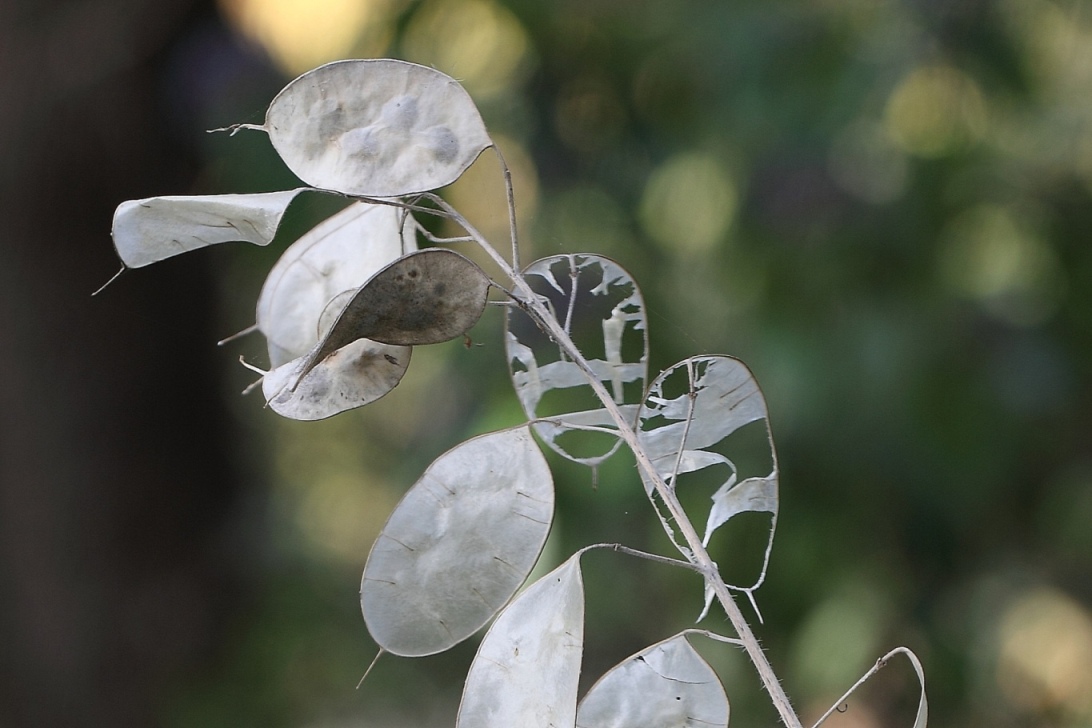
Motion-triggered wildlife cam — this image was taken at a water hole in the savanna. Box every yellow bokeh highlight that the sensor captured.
[997,587,1092,720]
[790,580,889,699]
[938,204,1064,326]
[885,65,987,157]
[219,0,402,75]
[639,152,737,256]
[401,0,533,99]
[443,135,539,262]
[544,184,631,256]
[999,0,1092,190]
[1001,0,1092,100]
[270,414,399,564]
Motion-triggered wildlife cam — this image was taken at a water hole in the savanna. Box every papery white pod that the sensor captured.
[261,339,410,421]
[638,356,778,591]
[506,254,648,467]
[577,634,729,728]
[111,189,305,268]
[456,556,584,728]
[264,59,492,196]
[290,248,490,387]
[361,426,554,656]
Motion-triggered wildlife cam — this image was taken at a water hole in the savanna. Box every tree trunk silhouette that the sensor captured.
[0,2,244,725]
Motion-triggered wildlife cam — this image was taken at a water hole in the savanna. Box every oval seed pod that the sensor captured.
[638,355,779,591]
[264,59,492,196]
[112,189,305,268]
[505,254,649,467]
[262,339,410,421]
[361,425,554,656]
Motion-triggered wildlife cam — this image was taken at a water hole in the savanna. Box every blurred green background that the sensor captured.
[3,0,1091,727]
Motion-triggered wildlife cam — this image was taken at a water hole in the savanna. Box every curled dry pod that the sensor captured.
[111,189,305,268]
[638,355,779,591]
[264,59,492,196]
[292,248,490,386]
[256,201,417,367]
[361,426,554,657]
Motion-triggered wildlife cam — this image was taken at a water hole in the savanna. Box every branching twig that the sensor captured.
[810,647,928,728]
[427,190,806,728]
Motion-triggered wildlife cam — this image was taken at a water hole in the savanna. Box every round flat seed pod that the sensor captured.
[505,254,648,467]
[361,426,554,656]
[637,355,779,590]
[265,59,492,196]
[456,556,584,728]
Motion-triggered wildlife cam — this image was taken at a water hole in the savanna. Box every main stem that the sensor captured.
[527,294,802,728]
[429,196,803,728]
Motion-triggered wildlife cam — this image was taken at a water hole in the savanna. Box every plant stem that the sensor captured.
[527,293,803,728]
[429,195,804,728]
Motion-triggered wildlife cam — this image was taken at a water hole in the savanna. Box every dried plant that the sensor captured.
[107,59,927,728]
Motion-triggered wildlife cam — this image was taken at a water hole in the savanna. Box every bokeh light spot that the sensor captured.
[443,134,539,257]
[639,152,737,256]
[219,0,401,76]
[790,579,889,699]
[1001,0,1092,99]
[885,65,987,157]
[997,586,1092,719]
[401,0,533,100]
[828,118,908,204]
[271,415,400,564]
[938,204,1064,326]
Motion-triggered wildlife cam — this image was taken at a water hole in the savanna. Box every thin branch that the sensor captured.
[667,358,699,494]
[810,647,925,728]
[355,648,386,690]
[347,193,455,221]
[679,628,746,649]
[492,144,520,270]
[562,255,579,337]
[416,186,804,728]
[414,219,475,245]
[530,418,621,436]
[91,264,126,296]
[217,324,258,346]
[578,542,704,573]
[237,355,267,376]
[206,123,265,135]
